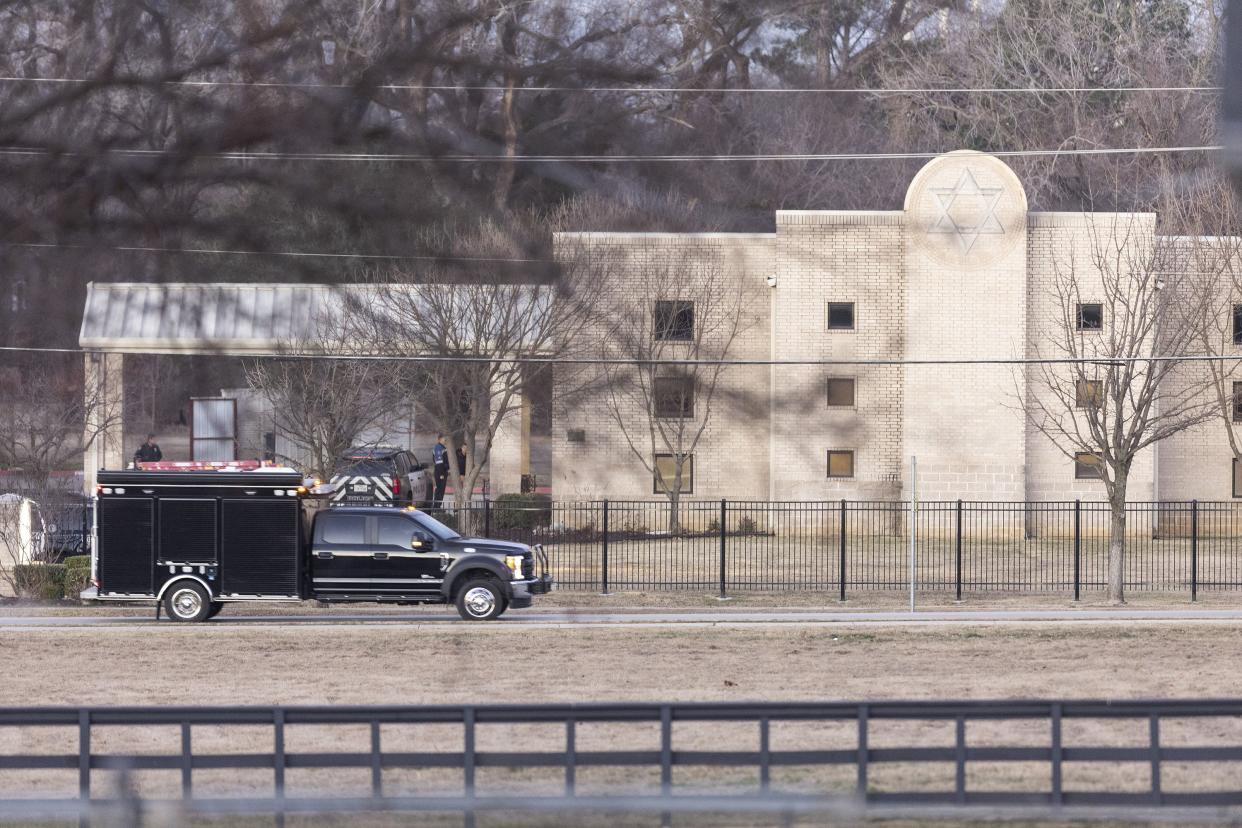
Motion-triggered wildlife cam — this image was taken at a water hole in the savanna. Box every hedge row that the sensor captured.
[8,555,90,601]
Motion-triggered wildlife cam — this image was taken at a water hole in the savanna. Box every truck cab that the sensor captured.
[86,469,551,622]
[311,507,550,620]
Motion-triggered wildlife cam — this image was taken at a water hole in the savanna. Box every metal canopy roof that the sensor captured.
[78,281,549,355]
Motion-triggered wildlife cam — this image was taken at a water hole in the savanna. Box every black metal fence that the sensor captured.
[449,499,1242,596]
[5,699,1242,825]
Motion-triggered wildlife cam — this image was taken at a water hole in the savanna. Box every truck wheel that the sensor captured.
[164,582,211,623]
[455,577,507,621]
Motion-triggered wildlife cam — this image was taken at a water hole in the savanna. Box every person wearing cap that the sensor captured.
[134,433,163,465]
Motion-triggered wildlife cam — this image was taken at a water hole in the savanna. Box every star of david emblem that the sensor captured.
[928,169,1005,253]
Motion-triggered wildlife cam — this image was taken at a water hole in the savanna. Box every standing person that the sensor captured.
[455,442,468,479]
[431,434,450,507]
[133,433,162,467]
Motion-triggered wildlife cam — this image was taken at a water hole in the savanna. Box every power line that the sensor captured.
[3,343,1241,366]
[0,75,1222,94]
[2,242,549,265]
[0,145,1221,164]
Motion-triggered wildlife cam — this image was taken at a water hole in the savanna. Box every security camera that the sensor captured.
[765,275,778,288]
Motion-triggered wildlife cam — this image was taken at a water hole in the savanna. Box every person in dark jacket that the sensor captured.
[133,433,162,466]
[455,442,468,477]
[431,434,449,507]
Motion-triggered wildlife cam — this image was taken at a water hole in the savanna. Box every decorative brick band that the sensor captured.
[776,211,904,227]
[1027,212,1156,228]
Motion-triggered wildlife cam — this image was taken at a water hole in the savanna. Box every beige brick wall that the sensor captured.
[551,233,773,500]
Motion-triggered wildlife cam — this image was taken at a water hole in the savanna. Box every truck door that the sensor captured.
[374,513,443,592]
[310,512,373,597]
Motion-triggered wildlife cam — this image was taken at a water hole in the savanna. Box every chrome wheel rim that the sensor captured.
[171,588,202,619]
[463,587,496,617]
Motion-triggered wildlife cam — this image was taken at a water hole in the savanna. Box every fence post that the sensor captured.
[483,497,491,538]
[1191,499,1199,603]
[1073,499,1081,602]
[718,498,727,599]
[600,500,610,595]
[839,500,847,602]
[955,500,963,603]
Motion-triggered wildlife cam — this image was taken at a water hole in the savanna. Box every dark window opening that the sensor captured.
[1077,303,1103,331]
[1076,379,1103,408]
[654,454,693,494]
[1074,452,1103,479]
[653,376,695,419]
[826,378,856,407]
[654,301,694,341]
[827,450,855,478]
[828,302,855,330]
[1234,382,1242,423]
[1234,458,1242,498]
[1234,305,1242,345]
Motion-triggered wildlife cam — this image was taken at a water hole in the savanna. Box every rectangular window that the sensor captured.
[1076,303,1103,331]
[1234,458,1242,498]
[653,376,695,418]
[321,514,366,545]
[1074,452,1103,479]
[1235,305,1242,345]
[377,516,416,548]
[654,300,694,341]
[826,377,856,407]
[827,302,855,330]
[1075,379,1103,408]
[826,449,855,478]
[1234,382,1242,423]
[653,454,693,494]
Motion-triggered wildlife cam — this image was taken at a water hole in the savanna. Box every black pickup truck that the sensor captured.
[84,470,551,621]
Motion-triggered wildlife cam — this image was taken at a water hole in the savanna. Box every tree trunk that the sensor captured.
[1107,492,1127,604]
[668,487,681,535]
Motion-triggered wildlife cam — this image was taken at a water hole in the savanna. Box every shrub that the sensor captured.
[13,563,67,601]
[491,493,552,532]
[63,555,92,598]
[738,516,758,533]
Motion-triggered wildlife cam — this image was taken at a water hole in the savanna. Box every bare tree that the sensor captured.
[243,354,406,480]
[596,257,759,533]
[1023,209,1228,603]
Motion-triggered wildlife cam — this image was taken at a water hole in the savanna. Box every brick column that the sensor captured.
[83,352,125,493]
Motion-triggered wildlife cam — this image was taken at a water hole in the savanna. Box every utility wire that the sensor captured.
[0,145,1221,163]
[0,76,1222,94]
[3,343,1241,366]
[2,242,549,264]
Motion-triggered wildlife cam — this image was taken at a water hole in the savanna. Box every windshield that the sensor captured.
[411,511,461,541]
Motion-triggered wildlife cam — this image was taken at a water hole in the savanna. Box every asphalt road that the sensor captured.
[3,608,1242,628]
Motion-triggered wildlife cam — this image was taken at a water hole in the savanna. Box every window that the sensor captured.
[321,514,366,545]
[653,454,693,494]
[654,300,694,341]
[377,516,416,548]
[826,450,855,478]
[1234,382,1242,423]
[1075,379,1103,408]
[827,302,855,330]
[826,377,856,408]
[1076,303,1103,331]
[1074,452,1103,479]
[1234,458,1242,498]
[653,376,694,418]
[1234,305,1242,345]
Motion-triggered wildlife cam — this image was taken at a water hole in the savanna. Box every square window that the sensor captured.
[827,302,855,330]
[653,376,694,419]
[653,454,693,494]
[1234,458,1242,498]
[826,450,855,478]
[1234,305,1242,345]
[826,377,856,407]
[1076,303,1103,331]
[654,301,694,341]
[1075,379,1103,408]
[1074,452,1103,479]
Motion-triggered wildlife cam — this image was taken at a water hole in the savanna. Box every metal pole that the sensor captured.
[483,497,491,538]
[719,498,727,599]
[955,499,963,602]
[1073,499,1081,602]
[1191,499,1199,602]
[839,499,847,602]
[600,500,610,595]
[909,456,917,613]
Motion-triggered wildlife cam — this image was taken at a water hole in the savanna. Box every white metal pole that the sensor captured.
[909,456,917,613]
